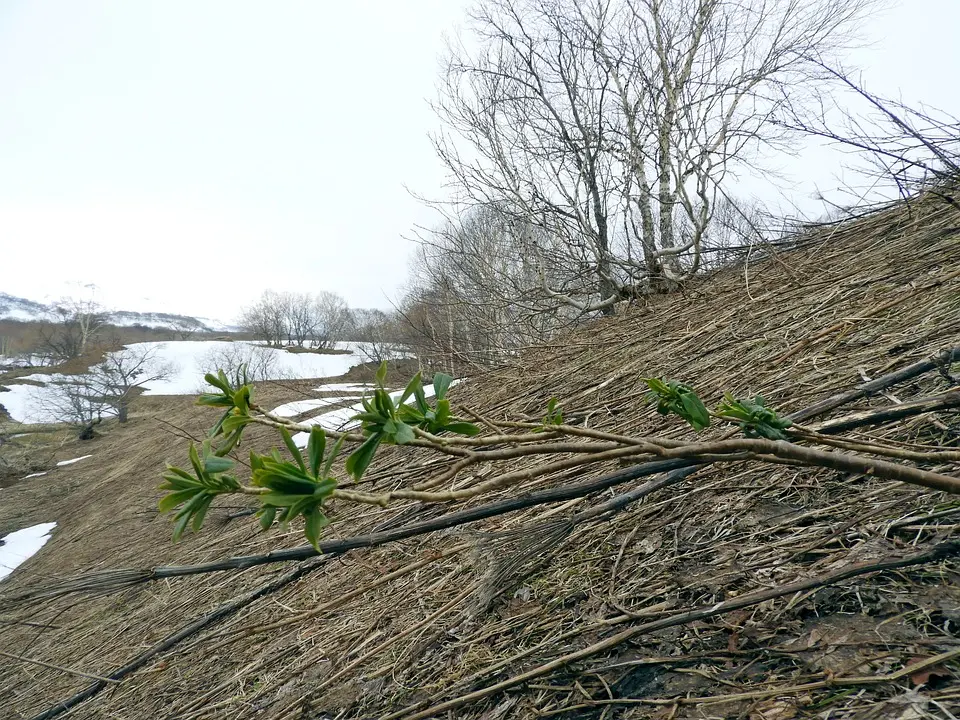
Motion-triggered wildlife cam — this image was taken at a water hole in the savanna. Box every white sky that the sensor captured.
[0,1,957,322]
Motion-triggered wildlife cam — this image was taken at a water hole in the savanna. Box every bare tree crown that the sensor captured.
[431,0,877,312]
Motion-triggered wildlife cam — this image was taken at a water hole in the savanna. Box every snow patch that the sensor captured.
[132,341,370,396]
[0,380,63,424]
[21,472,48,479]
[0,353,47,370]
[271,397,363,418]
[0,522,56,582]
[2,341,378,423]
[57,455,92,466]
[313,383,376,393]
[290,385,437,448]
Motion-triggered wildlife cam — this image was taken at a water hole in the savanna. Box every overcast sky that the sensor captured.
[0,1,957,322]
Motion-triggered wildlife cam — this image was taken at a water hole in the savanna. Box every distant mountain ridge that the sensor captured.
[0,292,237,333]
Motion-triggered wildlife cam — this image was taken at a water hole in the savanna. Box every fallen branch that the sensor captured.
[790,346,959,422]
[541,646,960,712]
[0,650,119,685]
[13,386,960,604]
[808,388,960,434]
[1,458,703,605]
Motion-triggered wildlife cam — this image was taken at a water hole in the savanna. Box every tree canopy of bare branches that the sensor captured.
[431,0,876,315]
[778,60,960,205]
[37,296,107,363]
[402,205,579,372]
[37,345,176,435]
[239,290,350,349]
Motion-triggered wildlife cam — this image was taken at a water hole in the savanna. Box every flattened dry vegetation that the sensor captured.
[1,190,960,719]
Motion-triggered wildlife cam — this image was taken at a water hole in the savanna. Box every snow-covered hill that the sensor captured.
[0,292,237,333]
[0,293,48,323]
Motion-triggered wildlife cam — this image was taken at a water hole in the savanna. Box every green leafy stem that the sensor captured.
[158,366,960,550]
[161,363,480,548]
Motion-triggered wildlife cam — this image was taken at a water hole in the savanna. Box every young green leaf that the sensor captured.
[398,371,422,407]
[280,427,306,473]
[443,421,481,436]
[542,397,563,426]
[232,385,251,414]
[257,506,277,531]
[188,443,204,478]
[197,393,235,408]
[172,511,192,543]
[221,413,251,434]
[203,454,234,475]
[303,507,329,551]
[204,372,232,394]
[434,398,451,427]
[158,488,200,513]
[345,433,382,480]
[214,428,244,456]
[679,392,710,431]
[312,477,338,497]
[252,465,319,495]
[161,466,203,489]
[321,436,344,479]
[393,421,416,445]
[307,426,326,477]
[433,373,453,400]
[191,494,214,532]
[413,381,428,413]
[716,395,791,440]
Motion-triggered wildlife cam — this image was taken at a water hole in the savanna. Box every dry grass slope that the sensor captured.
[1,189,959,719]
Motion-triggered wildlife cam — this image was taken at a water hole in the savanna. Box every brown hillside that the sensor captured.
[1,190,959,719]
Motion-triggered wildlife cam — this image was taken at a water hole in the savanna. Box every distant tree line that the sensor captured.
[239,290,351,349]
[237,291,408,364]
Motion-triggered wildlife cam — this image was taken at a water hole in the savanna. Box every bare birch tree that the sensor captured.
[433,0,876,314]
[38,296,108,362]
[309,291,350,349]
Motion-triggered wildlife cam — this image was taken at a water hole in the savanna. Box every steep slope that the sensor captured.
[1,190,959,719]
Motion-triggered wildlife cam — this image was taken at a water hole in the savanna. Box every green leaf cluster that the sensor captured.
[541,397,564,428]
[717,394,792,440]
[159,440,242,541]
[643,378,711,431]
[197,370,255,456]
[345,362,479,481]
[250,426,343,550]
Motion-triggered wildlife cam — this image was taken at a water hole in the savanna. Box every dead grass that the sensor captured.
[0,188,959,719]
